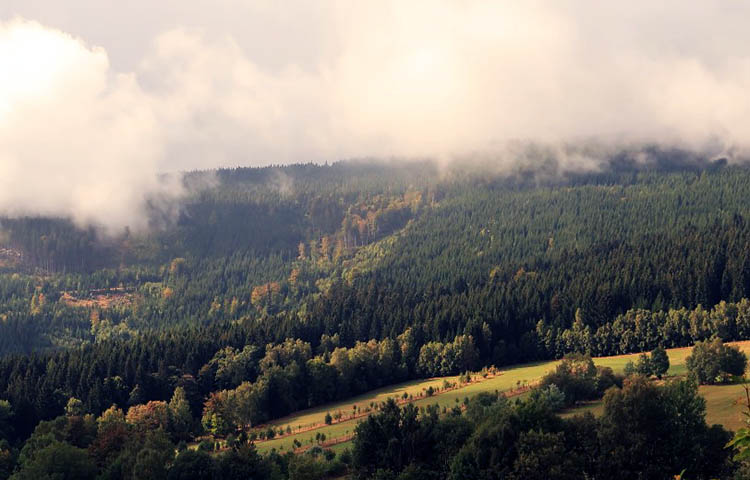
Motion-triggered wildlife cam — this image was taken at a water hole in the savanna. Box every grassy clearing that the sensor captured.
[265,375,462,431]
[255,375,461,454]
[255,375,465,453]
[254,341,750,454]
[701,384,748,430]
[254,360,562,453]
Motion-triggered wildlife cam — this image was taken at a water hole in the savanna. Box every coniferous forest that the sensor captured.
[4,153,750,478]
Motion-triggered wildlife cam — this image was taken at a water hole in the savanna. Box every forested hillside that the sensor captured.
[2,156,750,359]
[4,154,750,478]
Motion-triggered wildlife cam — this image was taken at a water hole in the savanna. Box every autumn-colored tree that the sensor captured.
[250,282,281,307]
[126,401,170,432]
[319,236,331,263]
[90,405,129,464]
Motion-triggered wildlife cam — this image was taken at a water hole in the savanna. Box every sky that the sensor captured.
[2,1,750,230]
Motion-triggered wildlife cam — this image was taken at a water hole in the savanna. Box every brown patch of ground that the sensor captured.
[60,287,135,309]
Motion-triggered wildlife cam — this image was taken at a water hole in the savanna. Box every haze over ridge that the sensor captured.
[2,1,750,230]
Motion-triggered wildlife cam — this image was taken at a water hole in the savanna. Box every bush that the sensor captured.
[529,384,566,411]
[540,353,620,406]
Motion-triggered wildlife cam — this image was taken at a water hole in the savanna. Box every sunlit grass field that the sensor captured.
[254,341,750,454]
[255,361,558,454]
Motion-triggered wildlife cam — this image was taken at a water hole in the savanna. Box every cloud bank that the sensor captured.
[3,2,750,229]
[0,19,175,232]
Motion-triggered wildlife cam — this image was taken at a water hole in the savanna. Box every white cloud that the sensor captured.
[4,3,750,229]
[0,18,174,233]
